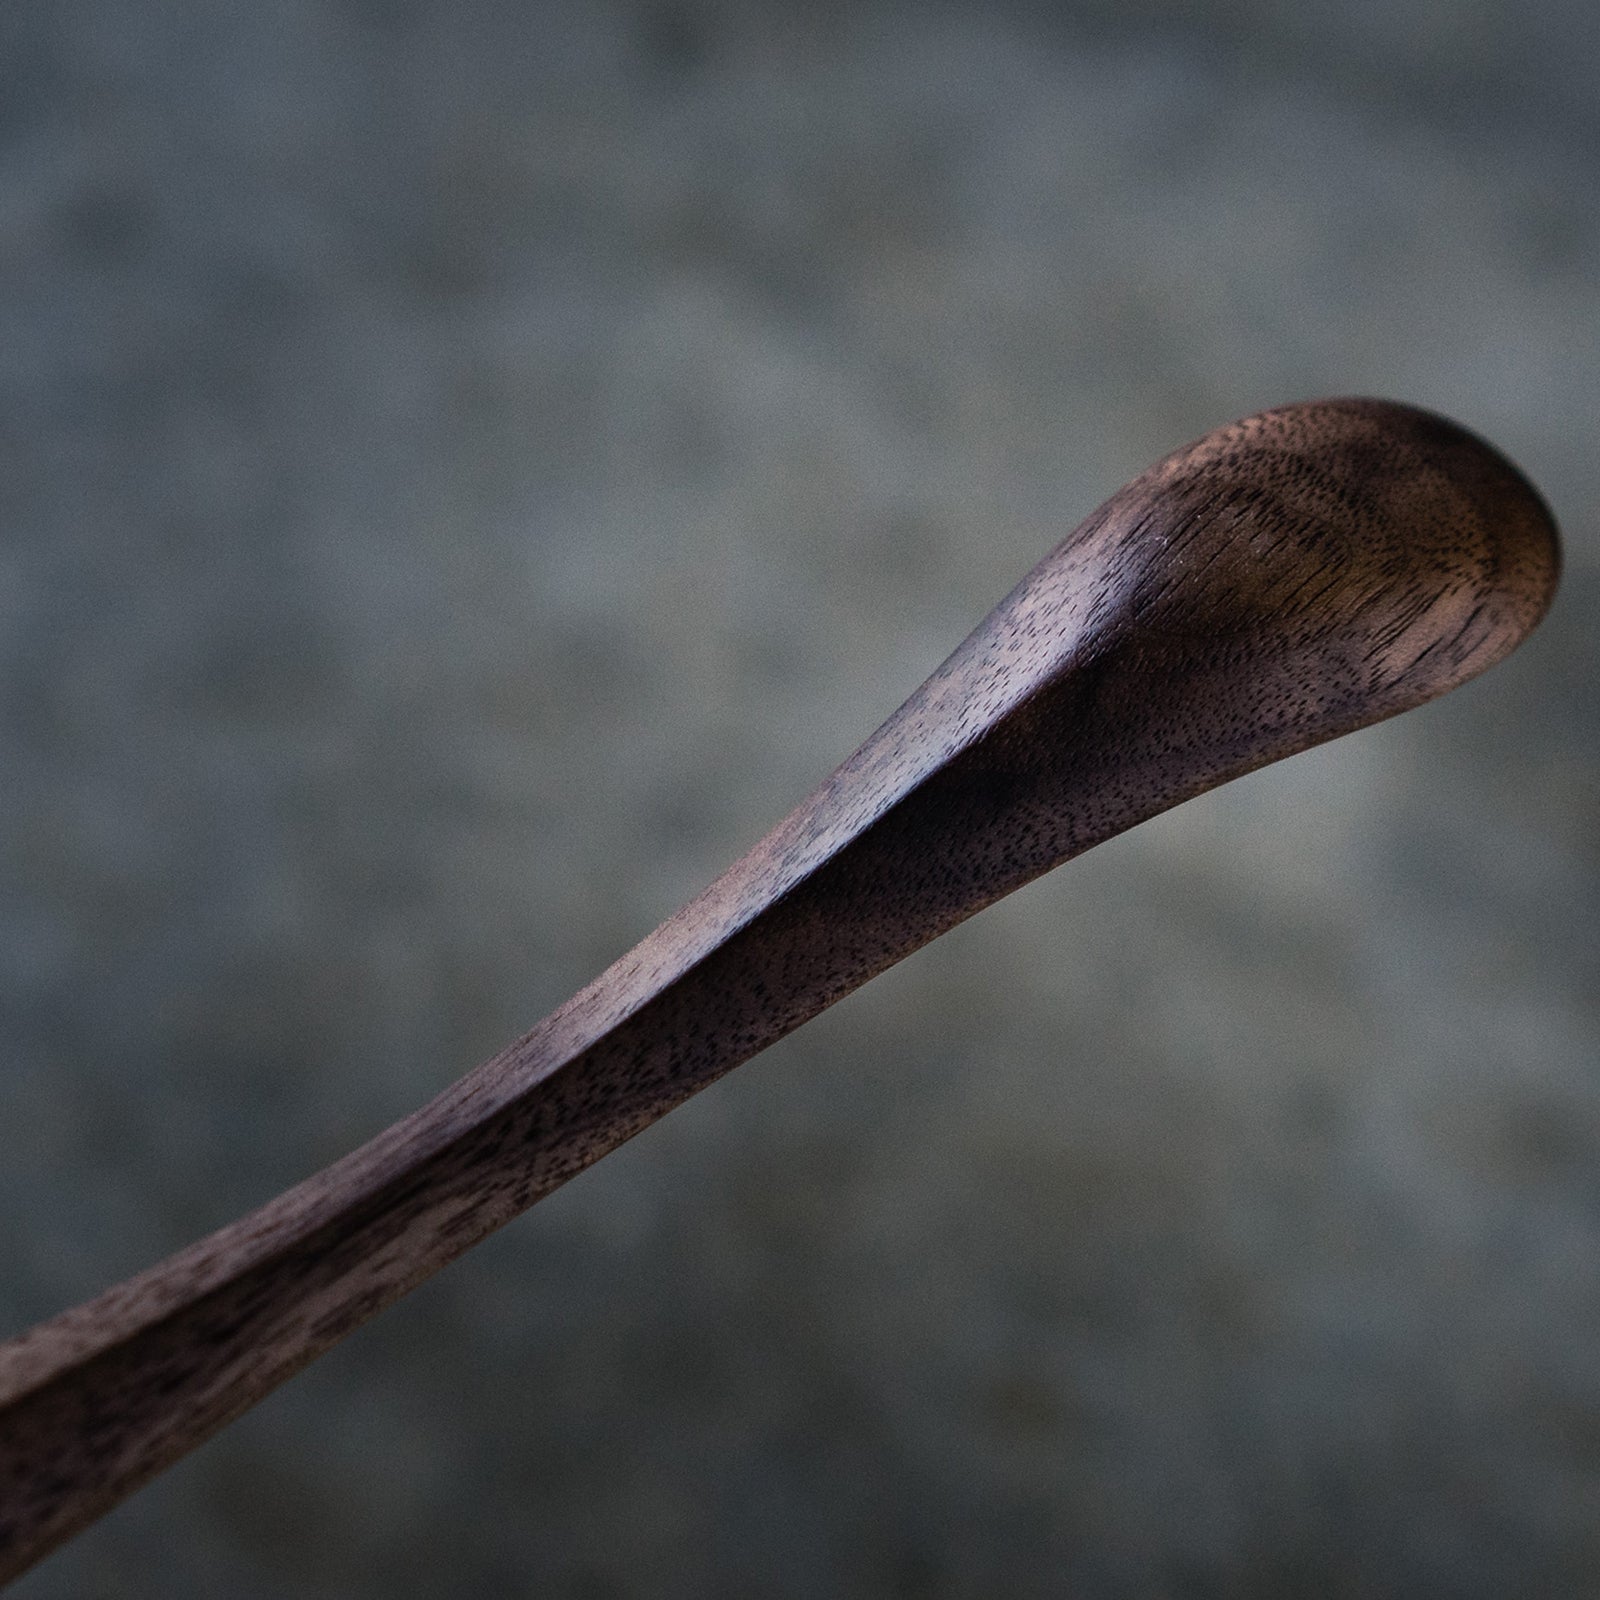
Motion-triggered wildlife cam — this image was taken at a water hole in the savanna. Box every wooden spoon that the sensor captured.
[0,399,1560,1582]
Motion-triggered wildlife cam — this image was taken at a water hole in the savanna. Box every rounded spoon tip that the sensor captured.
[1136,396,1561,701]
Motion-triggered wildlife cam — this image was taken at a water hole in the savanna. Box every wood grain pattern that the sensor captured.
[0,399,1560,1582]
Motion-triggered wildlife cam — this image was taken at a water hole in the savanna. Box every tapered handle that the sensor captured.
[0,400,1559,1584]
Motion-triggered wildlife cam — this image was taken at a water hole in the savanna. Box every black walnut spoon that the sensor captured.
[0,399,1561,1581]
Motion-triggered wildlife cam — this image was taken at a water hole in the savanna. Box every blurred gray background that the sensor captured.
[2,1,1596,1594]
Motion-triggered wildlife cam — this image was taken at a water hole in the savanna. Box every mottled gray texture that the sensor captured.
[1,1,1596,1595]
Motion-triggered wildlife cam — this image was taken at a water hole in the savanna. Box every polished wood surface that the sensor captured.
[0,399,1560,1582]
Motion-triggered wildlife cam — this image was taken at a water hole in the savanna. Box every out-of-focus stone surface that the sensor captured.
[1,1,1596,1594]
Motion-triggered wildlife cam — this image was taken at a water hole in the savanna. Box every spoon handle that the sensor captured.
[0,399,1559,1583]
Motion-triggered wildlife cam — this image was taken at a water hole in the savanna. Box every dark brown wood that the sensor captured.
[0,399,1560,1582]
